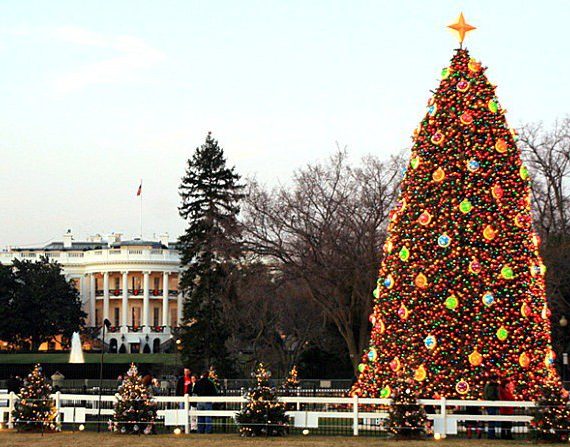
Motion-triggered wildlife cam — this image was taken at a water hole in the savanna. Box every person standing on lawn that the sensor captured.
[499,378,515,440]
[193,370,218,434]
[483,375,500,439]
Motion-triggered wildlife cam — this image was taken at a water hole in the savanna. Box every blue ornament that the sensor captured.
[437,234,451,248]
[424,335,437,350]
[482,292,495,307]
[367,348,378,362]
[467,158,480,172]
[384,274,394,289]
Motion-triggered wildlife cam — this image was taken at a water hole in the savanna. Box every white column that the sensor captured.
[177,291,183,325]
[103,271,110,323]
[143,271,150,328]
[79,275,87,313]
[89,274,96,326]
[162,272,170,326]
[121,272,129,327]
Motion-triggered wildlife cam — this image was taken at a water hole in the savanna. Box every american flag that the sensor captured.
[136,181,142,196]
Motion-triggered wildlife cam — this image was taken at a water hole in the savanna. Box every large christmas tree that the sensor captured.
[353,16,560,400]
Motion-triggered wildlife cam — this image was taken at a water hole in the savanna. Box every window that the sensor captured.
[95,278,99,291]
[153,307,160,326]
[95,309,100,326]
[131,277,135,290]
[114,307,120,327]
[153,277,160,290]
[114,277,120,290]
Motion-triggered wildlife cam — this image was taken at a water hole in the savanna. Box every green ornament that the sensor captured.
[441,67,450,79]
[520,165,529,180]
[445,295,459,310]
[488,100,499,113]
[372,287,379,299]
[410,157,420,170]
[496,326,508,341]
[459,199,473,214]
[357,363,366,373]
[399,246,410,262]
[501,265,514,279]
[380,386,391,399]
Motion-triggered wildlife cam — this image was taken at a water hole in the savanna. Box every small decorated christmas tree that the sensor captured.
[12,364,57,432]
[235,363,288,436]
[386,376,427,439]
[281,366,300,394]
[532,380,570,442]
[112,364,157,434]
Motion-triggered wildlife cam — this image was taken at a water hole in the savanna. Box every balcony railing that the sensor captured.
[95,288,178,297]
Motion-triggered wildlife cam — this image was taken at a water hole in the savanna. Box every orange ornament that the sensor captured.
[468,349,483,366]
[483,225,496,241]
[414,365,427,382]
[415,272,428,289]
[519,352,530,368]
[432,167,446,182]
[495,139,508,153]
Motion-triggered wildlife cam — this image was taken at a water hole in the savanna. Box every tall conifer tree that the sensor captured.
[178,132,244,374]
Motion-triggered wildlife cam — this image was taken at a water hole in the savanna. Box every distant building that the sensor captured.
[0,231,183,353]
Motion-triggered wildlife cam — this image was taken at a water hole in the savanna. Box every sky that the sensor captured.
[1,0,569,248]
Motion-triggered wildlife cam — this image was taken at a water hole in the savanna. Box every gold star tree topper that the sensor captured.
[448,12,476,44]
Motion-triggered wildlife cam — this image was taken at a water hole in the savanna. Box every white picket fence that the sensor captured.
[0,392,536,436]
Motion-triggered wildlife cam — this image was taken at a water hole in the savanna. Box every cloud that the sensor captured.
[50,26,165,94]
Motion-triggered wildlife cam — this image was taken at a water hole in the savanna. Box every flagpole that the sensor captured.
[139,179,143,239]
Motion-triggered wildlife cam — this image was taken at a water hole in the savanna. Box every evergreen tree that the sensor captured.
[112,364,157,435]
[235,363,289,436]
[385,376,427,439]
[532,380,570,442]
[178,132,244,375]
[354,45,560,399]
[12,364,57,432]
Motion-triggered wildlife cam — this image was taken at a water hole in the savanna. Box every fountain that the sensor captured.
[69,332,85,363]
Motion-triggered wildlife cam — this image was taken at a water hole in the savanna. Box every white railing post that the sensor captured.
[296,387,301,411]
[8,392,15,428]
[352,394,359,436]
[55,391,61,425]
[439,396,447,437]
[184,394,190,434]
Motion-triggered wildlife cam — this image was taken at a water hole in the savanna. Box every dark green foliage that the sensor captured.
[0,258,85,351]
[386,376,427,439]
[12,364,57,432]
[532,380,570,442]
[235,363,289,436]
[178,132,244,375]
[112,364,157,435]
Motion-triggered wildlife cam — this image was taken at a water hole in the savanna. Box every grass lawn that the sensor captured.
[0,432,536,447]
[0,353,178,364]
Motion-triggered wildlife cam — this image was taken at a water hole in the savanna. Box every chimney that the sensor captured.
[63,230,73,249]
[158,233,169,247]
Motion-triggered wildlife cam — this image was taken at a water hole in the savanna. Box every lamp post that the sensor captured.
[560,316,568,385]
[97,318,112,433]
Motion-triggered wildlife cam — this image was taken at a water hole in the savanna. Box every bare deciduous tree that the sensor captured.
[519,118,570,355]
[242,150,404,372]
